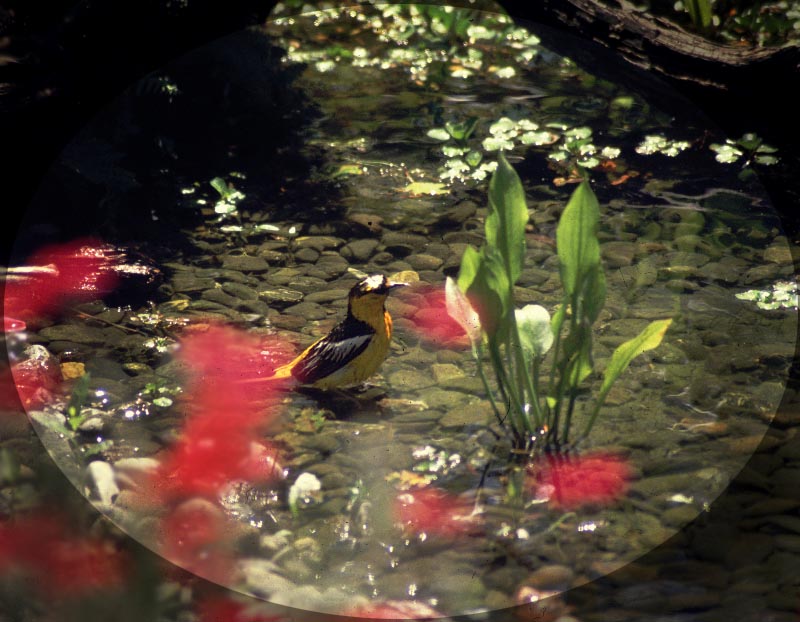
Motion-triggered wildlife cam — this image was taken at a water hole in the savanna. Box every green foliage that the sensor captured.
[447,156,671,451]
[683,0,713,30]
[65,373,92,432]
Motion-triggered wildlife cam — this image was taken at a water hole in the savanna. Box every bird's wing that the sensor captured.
[291,331,374,384]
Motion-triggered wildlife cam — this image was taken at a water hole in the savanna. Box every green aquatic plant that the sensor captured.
[635,134,692,157]
[209,176,246,216]
[709,133,779,166]
[447,153,671,451]
[679,0,713,31]
[736,281,798,310]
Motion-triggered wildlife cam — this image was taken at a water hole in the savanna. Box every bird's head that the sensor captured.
[348,274,408,322]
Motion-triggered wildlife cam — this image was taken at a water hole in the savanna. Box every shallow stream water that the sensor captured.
[6,3,797,618]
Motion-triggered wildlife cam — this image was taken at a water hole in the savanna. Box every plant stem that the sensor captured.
[474,343,508,432]
[489,339,527,444]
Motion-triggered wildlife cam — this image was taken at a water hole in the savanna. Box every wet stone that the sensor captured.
[122,362,153,376]
[439,402,491,428]
[312,253,349,278]
[437,375,485,394]
[39,324,108,345]
[725,533,774,567]
[525,564,575,591]
[257,249,286,264]
[602,241,637,268]
[661,505,699,527]
[221,281,259,301]
[369,251,394,265]
[341,239,379,262]
[405,253,443,271]
[431,363,464,384]
[416,388,469,409]
[743,263,781,284]
[239,300,271,316]
[221,254,270,272]
[347,212,383,234]
[437,200,477,226]
[201,288,240,308]
[270,314,308,331]
[286,276,329,293]
[283,302,328,321]
[85,460,119,506]
[304,289,349,305]
[774,534,800,554]
[294,247,320,263]
[381,232,428,256]
[763,243,794,264]
[388,369,435,390]
[258,287,304,305]
[169,273,217,293]
[699,261,744,284]
[294,235,344,252]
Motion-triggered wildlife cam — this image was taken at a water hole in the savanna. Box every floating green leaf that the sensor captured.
[402,181,449,195]
[427,128,451,141]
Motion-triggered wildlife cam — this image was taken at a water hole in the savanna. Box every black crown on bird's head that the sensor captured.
[349,274,407,298]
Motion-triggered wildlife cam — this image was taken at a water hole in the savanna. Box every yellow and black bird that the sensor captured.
[272,274,407,389]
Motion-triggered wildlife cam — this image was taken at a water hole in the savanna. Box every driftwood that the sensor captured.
[509,0,799,90]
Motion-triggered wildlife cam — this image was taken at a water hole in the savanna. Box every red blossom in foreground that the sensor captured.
[144,325,291,502]
[0,514,125,597]
[405,285,471,348]
[527,452,631,510]
[345,600,444,620]
[160,501,238,584]
[198,596,286,622]
[3,238,119,325]
[393,488,479,537]
[3,317,26,333]
[3,347,63,411]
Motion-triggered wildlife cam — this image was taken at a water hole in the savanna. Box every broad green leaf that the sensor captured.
[210,177,229,197]
[457,245,481,292]
[515,304,553,358]
[486,152,529,285]
[445,277,482,345]
[597,319,672,402]
[467,248,508,338]
[556,180,601,296]
[684,0,712,28]
[581,264,607,324]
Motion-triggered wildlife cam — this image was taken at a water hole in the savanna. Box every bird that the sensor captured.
[271,274,408,389]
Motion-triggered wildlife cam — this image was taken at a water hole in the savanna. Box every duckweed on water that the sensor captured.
[736,280,799,310]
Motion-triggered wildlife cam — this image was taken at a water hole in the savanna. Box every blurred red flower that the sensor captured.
[527,452,631,510]
[3,238,119,324]
[160,501,237,584]
[405,285,471,348]
[198,596,286,622]
[393,487,479,537]
[3,347,63,411]
[0,514,125,597]
[3,317,26,333]
[345,600,444,619]
[145,325,290,502]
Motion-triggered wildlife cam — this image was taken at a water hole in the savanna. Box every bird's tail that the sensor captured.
[236,361,294,384]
